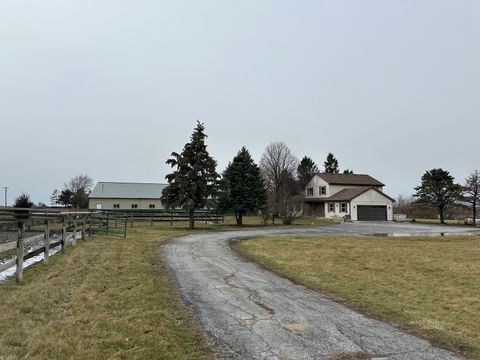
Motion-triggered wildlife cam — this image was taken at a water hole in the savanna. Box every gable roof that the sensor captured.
[306,187,395,203]
[315,173,385,187]
[89,182,167,199]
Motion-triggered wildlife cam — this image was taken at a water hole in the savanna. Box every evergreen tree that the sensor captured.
[58,189,74,207]
[414,168,462,224]
[14,193,34,208]
[324,153,339,174]
[162,121,219,229]
[297,156,319,190]
[221,147,267,226]
[343,169,354,174]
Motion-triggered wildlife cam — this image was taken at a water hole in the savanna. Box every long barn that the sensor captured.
[88,182,167,210]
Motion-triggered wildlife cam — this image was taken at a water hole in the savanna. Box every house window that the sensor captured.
[113,204,120,209]
[329,203,335,213]
[307,187,314,196]
[131,204,138,209]
[149,204,155,209]
[341,203,348,213]
[320,186,327,195]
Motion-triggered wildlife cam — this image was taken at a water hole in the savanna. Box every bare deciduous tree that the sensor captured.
[394,194,415,216]
[61,174,94,208]
[464,170,480,226]
[66,175,94,194]
[260,142,300,224]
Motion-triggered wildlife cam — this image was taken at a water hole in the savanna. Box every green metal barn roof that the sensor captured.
[89,182,168,199]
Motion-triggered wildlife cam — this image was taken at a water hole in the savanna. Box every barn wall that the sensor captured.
[88,198,165,210]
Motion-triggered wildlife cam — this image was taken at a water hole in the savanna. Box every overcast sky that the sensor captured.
[1,1,479,205]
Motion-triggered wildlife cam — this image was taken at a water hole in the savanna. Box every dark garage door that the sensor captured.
[357,205,387,221]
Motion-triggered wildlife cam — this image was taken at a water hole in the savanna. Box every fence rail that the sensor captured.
[98,209,225,227]
[0,207,93,283]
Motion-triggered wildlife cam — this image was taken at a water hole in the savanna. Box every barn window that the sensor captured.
[113,204,120,209]
[149,204,156,209]
[131,204,138,209]
[329,203,335,212]
[307,188,314,196]
[320,186,327,195]
[341,203,348,213]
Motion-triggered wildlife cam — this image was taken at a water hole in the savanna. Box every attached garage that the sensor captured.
[350,188,394,221]
[357,205,387,221]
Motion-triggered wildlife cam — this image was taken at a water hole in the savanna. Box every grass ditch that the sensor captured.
[233,234,480,359]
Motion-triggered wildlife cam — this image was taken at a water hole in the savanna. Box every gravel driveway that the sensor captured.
[162,222,479,359]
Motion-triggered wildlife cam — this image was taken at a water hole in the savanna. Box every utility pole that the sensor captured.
[2,186,9,207]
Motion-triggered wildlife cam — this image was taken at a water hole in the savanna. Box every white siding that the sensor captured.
[305,176,331,199]
[324,201,350,220]
[350,189,393,221]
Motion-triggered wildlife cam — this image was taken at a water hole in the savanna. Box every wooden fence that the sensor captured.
[0,208,92,283]
[99,209,225,227]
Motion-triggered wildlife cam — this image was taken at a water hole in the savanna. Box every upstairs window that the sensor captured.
[307,187,314,196]
[320,186,327,195]
[149,204,156,209]
[340,203,348,213]
[131,204,138,209]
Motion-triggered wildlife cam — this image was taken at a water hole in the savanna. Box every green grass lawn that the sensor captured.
[234,235,480,359]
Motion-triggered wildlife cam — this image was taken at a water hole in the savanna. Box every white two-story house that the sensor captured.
[304,173,394,221]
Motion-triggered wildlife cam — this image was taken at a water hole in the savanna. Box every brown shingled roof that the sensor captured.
[305,187,395,203]
[315,173,384,186]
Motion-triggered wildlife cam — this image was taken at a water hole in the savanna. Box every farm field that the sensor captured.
[234,235,480,358]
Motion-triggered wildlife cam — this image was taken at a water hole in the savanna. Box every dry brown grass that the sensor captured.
[234,235,480,359]
[0,224,212,360]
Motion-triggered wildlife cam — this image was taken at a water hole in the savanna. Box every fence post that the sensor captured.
[170,212,173,227]
[89,214,94,237]
[124,214,128,238]
[130,211,134,228]
[44,219,50,265]
[73,217,77,246]
[16,221,25,283]
[82,216,86,240]
[151,213,154,226]
[61,217,67,253]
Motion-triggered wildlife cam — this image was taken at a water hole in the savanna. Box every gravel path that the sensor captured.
[162,222,479,360]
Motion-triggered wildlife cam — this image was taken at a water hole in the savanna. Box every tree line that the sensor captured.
[161,121,350,229]
[10,175,94,210]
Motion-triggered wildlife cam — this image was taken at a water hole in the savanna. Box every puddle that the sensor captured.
[370,232,480,237]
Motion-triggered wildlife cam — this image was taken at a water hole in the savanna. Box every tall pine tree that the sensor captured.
[324,153,339,174]
[162,121,219,229]
[297,156,319,190]
[220,147,267,226]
